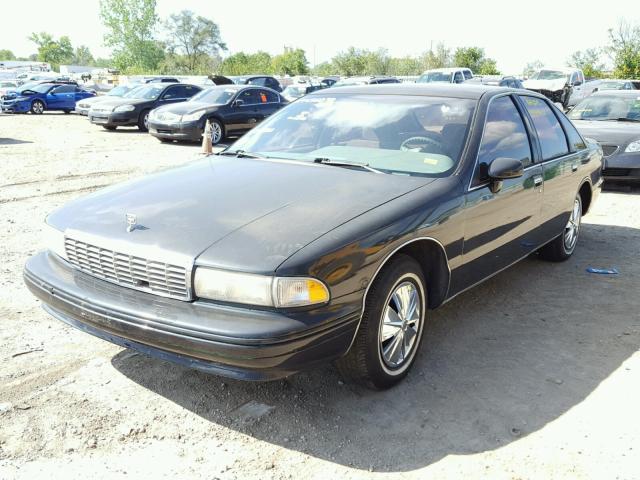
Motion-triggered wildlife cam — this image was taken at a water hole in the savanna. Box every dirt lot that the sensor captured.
[0,112,639,480]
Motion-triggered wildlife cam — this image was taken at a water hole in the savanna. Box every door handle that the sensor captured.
[533,175,543,187]
[571,163,578,172]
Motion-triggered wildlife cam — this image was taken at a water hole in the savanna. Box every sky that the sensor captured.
[1,0,639,74]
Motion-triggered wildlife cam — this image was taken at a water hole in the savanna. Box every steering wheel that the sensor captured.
[400,134,445,155]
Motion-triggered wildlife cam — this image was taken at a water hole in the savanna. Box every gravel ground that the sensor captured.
[0,112,639,480]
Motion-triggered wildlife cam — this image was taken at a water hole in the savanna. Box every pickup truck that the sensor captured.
[523,68,600,109]
[416,67,473,84]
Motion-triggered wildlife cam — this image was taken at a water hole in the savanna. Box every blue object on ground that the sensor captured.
[586,267,619,275]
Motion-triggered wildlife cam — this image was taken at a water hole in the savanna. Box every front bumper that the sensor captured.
[148,120,202,141]
[603,152,640,181]
[1,100,28,113]
[24,251,360,380]
[89,110,137,127]
[75,106,90,115]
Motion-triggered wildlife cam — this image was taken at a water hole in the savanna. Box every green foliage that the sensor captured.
[453,47,499,75]
[388,56,421,76]
[73,45,95,66]
[330,47,392,76]
[419,44,452,71]
[220,51,273,75]
[608,20,640,79]
[272,48,309,75]
[164,10,226,74]
[0,49,16,60]
[99,0,163,73]
[28,32,74,70]
[311,62,334,77]
[567,48,605,78]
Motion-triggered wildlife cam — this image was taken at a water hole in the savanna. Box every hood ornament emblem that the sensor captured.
[126,213,146,232]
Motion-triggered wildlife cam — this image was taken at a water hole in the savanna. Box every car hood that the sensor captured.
[47,156,433,273]
[572,119,640,145]
[155,101,223,116]
[96,97,151,109]
[78,95,113,106]
[522,78,567,91]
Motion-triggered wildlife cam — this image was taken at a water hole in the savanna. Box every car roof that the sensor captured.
[422,67,471,73]
[308,83,525,99]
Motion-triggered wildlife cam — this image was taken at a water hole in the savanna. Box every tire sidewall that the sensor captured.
[562,194,582,256]
[363,258,427,386]
[31,101,44,114]
[138,110,150,131]
[209,119,224,145]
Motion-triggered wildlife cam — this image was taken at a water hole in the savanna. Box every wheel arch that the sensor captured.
[578,179,593,215]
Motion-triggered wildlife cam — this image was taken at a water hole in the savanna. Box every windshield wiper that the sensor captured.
[313,157,383,174]
[615,117,640,123]
[218,149,268,159]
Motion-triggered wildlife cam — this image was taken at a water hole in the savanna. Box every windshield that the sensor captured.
[416,72,452,83]
[568,95,640,121]
[107,85,131,96]
[22,84,53,94]
[190,87,236,104]
[530,70,569,81]
[0,82,16,88]
[598,81,625,90]
[122,85,145,98]
[334,78,368,87]
[125,84,164,100]
[229,94,476,177]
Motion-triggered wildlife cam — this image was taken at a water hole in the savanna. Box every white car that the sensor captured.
[74,84,141,115]
[0,80,18,97]
[523,68,600,109]
[416,68,473,84]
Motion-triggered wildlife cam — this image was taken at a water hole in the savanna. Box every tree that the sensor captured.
[568,48,606,78]
[388,56,421,76]
[28,32,74,70]
[477,58,500,75]
[607,20,640,79]
[419,43,452,71]
[453,46,499,75]
[0,49,16,60]
[522,60,543,78]
[73,45,95,66]
[332,47,369,76]
[99,0,163,73]
[164,10,226,73]
[219,51,273,75]
[312,62,334,77]
[272,48,309,75]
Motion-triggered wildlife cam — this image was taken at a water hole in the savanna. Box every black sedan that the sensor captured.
[148,85,287,144]
[88,83,201,131]
[25,84,602,389]
[568,90,640,181]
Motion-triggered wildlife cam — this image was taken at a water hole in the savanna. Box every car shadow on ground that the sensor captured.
[0,138,32,145]
[112,221,639,472]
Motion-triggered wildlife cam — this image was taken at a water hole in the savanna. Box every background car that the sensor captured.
[75,84,141,115]
[228,75,283,92]
[333,76,400,87]
[416,68,473,84]
[594,79,640,91]
[568,90,640,182]
[148,85,287,144]
[1,83,96,114]
[88,83,201,131]
[281,83,325,102]
[467,75,524,89]
[143,77,180,83]
[320,76,340,87]
[0,80,18,97]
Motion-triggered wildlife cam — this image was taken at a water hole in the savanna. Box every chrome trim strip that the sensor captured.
[345,236,451,352]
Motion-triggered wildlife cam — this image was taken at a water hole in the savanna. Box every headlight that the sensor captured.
[113,104,135,112]
[625,140,640,153]
[182,110,205,122]
[194,268,330,308]
[43,221,67,260]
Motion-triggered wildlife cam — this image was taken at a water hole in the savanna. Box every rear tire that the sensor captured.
[336,254,427,389]
[158,138,172,143]
[539,193,582,262]
[63,110,71,114]
[137,109,150,131]
[102,125,116,131]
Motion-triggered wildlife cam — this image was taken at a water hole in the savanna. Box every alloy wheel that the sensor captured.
[564,197,581,252]
[379,280,422,368]
[211,122,222,144]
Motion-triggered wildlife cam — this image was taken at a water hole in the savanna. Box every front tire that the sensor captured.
[30,100,44,114]
[336,254,427,389]
[102,125,116,131]
[137,110,150,131]
[208,119,224,145]
[539,193,582,262]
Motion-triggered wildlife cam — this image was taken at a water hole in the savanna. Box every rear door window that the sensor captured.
[237,89,260,105]
[519,96,569,160]
[474,95,532,185]
[463,70,473,80]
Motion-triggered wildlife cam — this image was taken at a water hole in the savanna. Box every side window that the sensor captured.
[454,72,463,84]
[248,77,267,86]
[182,85,199,98]
[519,96,569,160]
[556,108,587,152]
[265,78,279,89]
[162,86,182,99]
[257,90,278,103]
[463,70,473,80]
[474,96,532,185]
[52,85,74,93]
[237,89,260,105]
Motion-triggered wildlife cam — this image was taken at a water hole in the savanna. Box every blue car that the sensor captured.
[1,83,96,114]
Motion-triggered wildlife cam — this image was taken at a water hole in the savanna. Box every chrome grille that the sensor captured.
[65,237,190,300]
[601,145,619,157]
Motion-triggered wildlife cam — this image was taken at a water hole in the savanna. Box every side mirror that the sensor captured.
[488,157,524,180]
[233,99,244,107]
[573,80,582,86]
